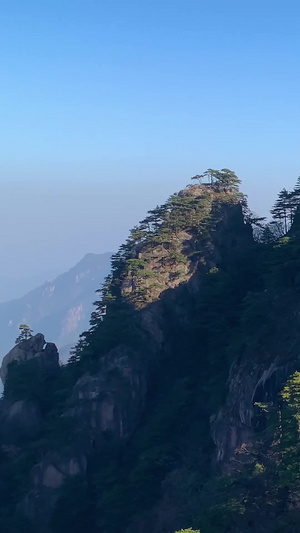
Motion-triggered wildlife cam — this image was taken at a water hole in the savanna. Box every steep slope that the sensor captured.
[0,176,257,532]
[3,172,300,533]
[0,252,112,363]
[201,219,300,532]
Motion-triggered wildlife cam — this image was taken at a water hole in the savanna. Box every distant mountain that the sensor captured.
[0,252,112,364]
[0,268,63,303]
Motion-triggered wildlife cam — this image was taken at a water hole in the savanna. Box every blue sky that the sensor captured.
[0,0,300,299]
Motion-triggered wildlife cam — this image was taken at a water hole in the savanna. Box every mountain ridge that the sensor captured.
[0,252,112,363]
[2,172,300,532]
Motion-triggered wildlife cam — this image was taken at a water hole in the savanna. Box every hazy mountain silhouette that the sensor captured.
[0,252,112,364]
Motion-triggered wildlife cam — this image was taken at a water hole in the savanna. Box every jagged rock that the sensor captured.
[0,333,59,385]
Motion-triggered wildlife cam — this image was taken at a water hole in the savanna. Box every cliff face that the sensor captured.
[211,322,300,466]
[1,333,59,385]
[2,181,291,532]
[211,219,300,468]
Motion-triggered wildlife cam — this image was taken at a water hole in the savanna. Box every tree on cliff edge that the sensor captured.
[15,324,33,344]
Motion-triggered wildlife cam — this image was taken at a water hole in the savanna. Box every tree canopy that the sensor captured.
[15,324,33,344]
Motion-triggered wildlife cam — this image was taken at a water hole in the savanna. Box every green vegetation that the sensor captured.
[188,371,300,532]
[15,323,33,344]
[3,170,300,531]
[174,529,200,533]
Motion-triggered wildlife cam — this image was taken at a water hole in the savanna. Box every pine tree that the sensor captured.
[15,324,33,344]
[203,168,216,185]
[293,175,300,200]
[191,174,203,184]
[271,188,291,233]
[281,371,300,437]
[287,176,300,225]
[214,168,241,193]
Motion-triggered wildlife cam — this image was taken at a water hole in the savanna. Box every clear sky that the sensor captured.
[0,0,300,300]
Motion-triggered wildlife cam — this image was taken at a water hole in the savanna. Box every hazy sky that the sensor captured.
[1,0,300,300]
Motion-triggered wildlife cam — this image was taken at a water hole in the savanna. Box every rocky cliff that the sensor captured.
[1,333,59,385]
[1,177,300,533]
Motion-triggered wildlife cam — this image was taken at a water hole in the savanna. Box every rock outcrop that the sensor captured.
[0,334,60,446]
[0,333,59,385]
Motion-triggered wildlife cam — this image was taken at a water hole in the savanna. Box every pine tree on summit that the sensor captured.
[15,324,33,344]
[214,168,241,192]
[191,174,203,184]
[191,168,241,193]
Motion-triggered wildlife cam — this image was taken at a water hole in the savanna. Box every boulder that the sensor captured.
[0,333,59,386]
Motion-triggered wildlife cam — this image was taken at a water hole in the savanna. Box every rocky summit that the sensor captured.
[0,333,59,385]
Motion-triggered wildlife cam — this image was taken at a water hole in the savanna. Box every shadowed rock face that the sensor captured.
[19,451,87,532]
[0,333,59,385]
[0,334,60,443]
[0,399,42,440]
[211,294,300,468]
[66,345,147,444]
[211,356,300,465]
